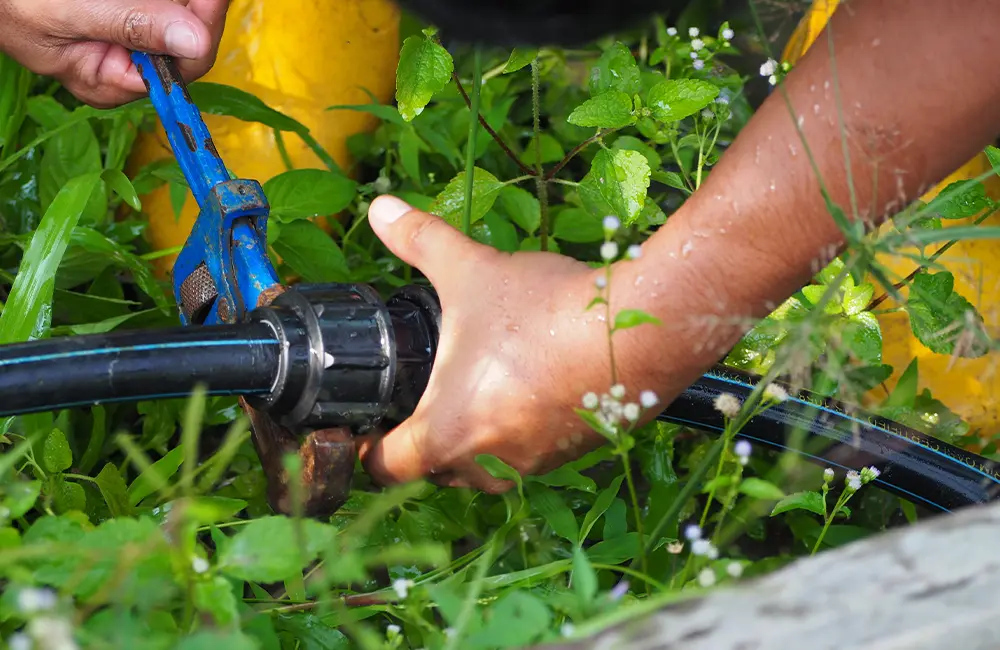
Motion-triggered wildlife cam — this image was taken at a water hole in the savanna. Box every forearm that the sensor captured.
[613,0,1000,397]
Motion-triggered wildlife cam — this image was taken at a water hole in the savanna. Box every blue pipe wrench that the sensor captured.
[130,52,357,515]
[130,52,280,324]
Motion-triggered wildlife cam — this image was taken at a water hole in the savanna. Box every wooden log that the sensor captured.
[540,501,1000,650]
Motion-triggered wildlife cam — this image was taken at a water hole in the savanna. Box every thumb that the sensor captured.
[368,194,492,286]
[70,0,213,60]
[356,420,432,488]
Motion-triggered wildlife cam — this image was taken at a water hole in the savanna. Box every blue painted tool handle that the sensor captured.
[131,51,229,208]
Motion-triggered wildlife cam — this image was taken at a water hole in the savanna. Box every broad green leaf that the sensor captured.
[613,309,662,331]
[771,491,825,517]
[906,270,989,357]
[529,133,565,166]
[986,145,1000,177]
[42,429,73,473]
[843,283,874,315]
[128,445,185,506]
[589,42,641,96]
[580,474,625,541]
[587,149,651,224]
[572,545,598,603]
[0,52,32,157]
[263,169,357,221]
[527,484,579,542]
[399,127,425,182]
[464,591,551,648]
[652,170,689,192]
[95,462,132,517]
[482,211,519,252]
[528,466,597,493]
[3,480,41,518]
[193,576,240,627]
[52,479,86,514]
[613,135,662,170]
[553,208,604,243]
[395,35,454,121]
[429,167,504,228]
[101,169,141,211]
[219,516,338,582]
[326,103,406,125]
[498,186,541,234]
[587,532,641,564]
[176,631,258,650]
[190,82,304,133]
[0,173,100,344]
[567,91,635,129]
[475,454,522,488]
[504,48,539,74]
[272,220,349,283]
[647,79,720,123]
[844,311,883,364]
[602,498,628,540]
[739,478,785,501]
[926,180,991,219]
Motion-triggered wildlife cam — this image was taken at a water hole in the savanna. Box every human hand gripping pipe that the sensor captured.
[2,51,998,517]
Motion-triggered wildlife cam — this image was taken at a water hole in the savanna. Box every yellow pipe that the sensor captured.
[782,0,1000,436]
[128,0,401,275]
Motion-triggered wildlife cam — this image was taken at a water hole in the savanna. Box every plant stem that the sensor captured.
[462,48,483,236]
[621,451,648,578]
[545,128,617,181]
[454,73,536,177]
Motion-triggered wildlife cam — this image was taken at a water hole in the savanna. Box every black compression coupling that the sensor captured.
[246,283,441,432]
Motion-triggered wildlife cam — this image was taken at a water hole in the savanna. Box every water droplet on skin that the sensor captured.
[797,115,804,128]
[634,275,644,287]
[718,228,727,234]
[754,146,760,164]
[810,84,816,92]
[681,240,694,258]
[824,80,830,90]
[788,143,797,156]
[550,329,556,336]
[770,180,776,192]
[871,37,880,47]
[813,104,820,115]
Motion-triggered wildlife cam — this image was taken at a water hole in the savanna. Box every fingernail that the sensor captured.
[370,195,413,225]
[165,23,201,59]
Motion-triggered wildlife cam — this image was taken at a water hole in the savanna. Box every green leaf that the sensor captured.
[0,173,100,344]
[465,591,551,648]
[95,462,132,517]
[498,186,541,234]
[567,91,635,129]
[272,220,349,282]
[263,169,357,221]
[3,480,42,518]
[101,169,141,211]
[127,446,185,506]
[395,35,454,121]
[504,48,539,74]
[647,79,719,123]
[31,99,105,223]
[190,83,305,134]
[579,474,624,541]
[771,491,825,517]
[739,478,785,501]
[219,516,338,582]
[42,429,73,473]
[844,311,883,364]
[528,466,597,493]
[475,454,522,488]
[429,167,504,228]
[926,180,991,219]
[589,42,641,96]
[613,309,662,331]
[613,135,662,170]
[586,149,651,224]
[986,145,1000,177]
[483,211,519,252]
[553,208,604,243]
[587,531,641,564]
[572,545,598,603]
[527,484,579,542]
[529,133,565,166]
[652,170,689,192]
[0,52,32,157]
[193,576,240,627]
[176,631,258,650]
[885,358,919,408]
[906,270,989,357]
[326,102,406,125]
[842,283,874,315]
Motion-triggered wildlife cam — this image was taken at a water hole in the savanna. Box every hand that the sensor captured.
[357,196,650,493]
[0,0,229,108]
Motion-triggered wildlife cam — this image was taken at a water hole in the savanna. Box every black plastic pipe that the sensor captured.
[0,323,280,417]
[660,366,1000,512]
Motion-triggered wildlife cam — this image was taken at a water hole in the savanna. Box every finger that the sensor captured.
[175,0,230,81]
[356,422,434,487]
[61,0,215,60]
[368,194,497,286]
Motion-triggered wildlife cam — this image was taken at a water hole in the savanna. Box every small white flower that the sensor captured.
[391,578,414,600]
[27,616,77,650]
[722,27,735,40]
[191,556,209,574]
[690,51,700,60]
[701,109,714,120]
[692,59,705,71]
[691,38,704,51]
[561,623,576,637]
[684,524,702,541]
[689,27,700,37]
[824,468,835,482]
[697,568,716,588]
[706,545,719,560]
[639,390,659,409]
[595,274,607,289]
[357,200,371,216]
[387,624,401,636]
[759,58,778,77]
[444,628,456,638]
[768,74,777,86]
[846,471,862,492]
[623,403,641,422]
[626,244,642,260]
[608,580,630,601]
[373,175,391,194]
[734,439,752,461]
[603,215,620,233]
[860,466,881,484]
[600,241,619,261]
[8,633,31,650]
[713,393,741,419]
[726,562,744,578]
[667,541,684,554]
[610,384,626,400]
[18,588,56,614]
[667,27,678,36]
[764,383,788,403]
[715,93,730,105]
[582,392,599,409]
[691,538,712,556]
